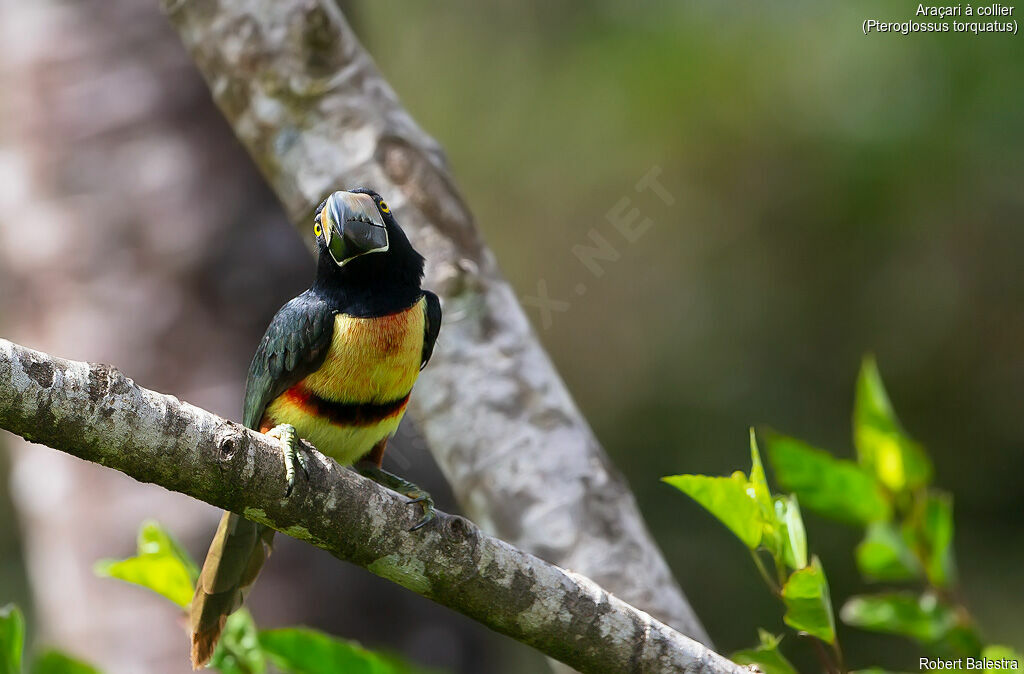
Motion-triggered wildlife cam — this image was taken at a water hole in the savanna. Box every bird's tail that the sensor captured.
[190,511,274,669]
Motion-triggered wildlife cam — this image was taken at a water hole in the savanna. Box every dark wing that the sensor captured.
[242,291,335,429]
[420,291,442,370]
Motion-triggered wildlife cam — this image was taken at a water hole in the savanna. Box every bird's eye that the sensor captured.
[378,200,390,214]
[313,220,323,237]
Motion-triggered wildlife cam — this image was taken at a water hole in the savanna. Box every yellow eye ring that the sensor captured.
[378,200,390,214]
[314,220,323,237]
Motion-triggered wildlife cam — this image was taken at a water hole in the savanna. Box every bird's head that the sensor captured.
[312,188,424,290]
[314,189,394,267]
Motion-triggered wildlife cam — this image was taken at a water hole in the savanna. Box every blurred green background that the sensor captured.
[356,1,1024,669]
[2,1,1022,671]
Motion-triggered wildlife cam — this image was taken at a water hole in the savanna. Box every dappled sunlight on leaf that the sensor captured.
[93,520,197,609]
[662,472,763,549]
[854,356,932,493]
[763,430,890,525]
[775,495,807,571]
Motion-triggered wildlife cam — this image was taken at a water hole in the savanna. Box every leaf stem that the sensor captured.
[775,555,788,589]
[831,637,847,674]
[810,637,839,674]
[750,550,781,596]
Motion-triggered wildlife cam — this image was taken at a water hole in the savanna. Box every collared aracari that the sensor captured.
[189,189,442,668]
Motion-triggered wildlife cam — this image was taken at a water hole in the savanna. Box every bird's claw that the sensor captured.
[267,424,307,497]
[409,505,436,532]
[356,463,436,532]
[406,489,436,532]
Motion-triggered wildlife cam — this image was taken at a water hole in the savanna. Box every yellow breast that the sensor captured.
[262,296,426,465]
[304,298,425,403]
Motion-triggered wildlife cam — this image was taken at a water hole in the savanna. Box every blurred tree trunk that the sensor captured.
[0,2,498,673]
[0,1,289,670]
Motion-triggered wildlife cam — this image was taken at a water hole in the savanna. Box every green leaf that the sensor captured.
[210,609,265,674]
[763,431,891,525]
[918,490,956,589]
[0,605,25,674]
[749,429,774,515]
[30,651,102,674]
[781,556,836,644]
[854,356,932,492]
[941,626,983,659]
[980,645,1024,673]
[94,520,197,609]
[856,522,921,582]
[259,628,433,674]
[773,495,807,570]
[662,472,762,549]
[840,592,957,644]
[137,520,199,583]
[731,630,798,674]
[749,430,791,565]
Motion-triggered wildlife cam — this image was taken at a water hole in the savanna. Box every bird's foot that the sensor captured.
[356,464,436,532]
[266,424,309,496]
[404,487,437,532]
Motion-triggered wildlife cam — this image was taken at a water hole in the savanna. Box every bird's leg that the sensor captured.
[356,463,436,531]
[265,424,309,496]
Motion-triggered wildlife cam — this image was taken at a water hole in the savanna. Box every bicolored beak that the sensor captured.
[321,191,389,266]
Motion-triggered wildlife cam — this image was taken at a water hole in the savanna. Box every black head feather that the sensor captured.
[312,188,425,317]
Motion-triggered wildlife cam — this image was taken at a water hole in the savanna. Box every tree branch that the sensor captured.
[0,339,745,674]
[156,0,710,648]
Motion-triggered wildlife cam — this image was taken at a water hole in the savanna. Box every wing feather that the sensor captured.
[243,291,335,429]
[421,291,442,370]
